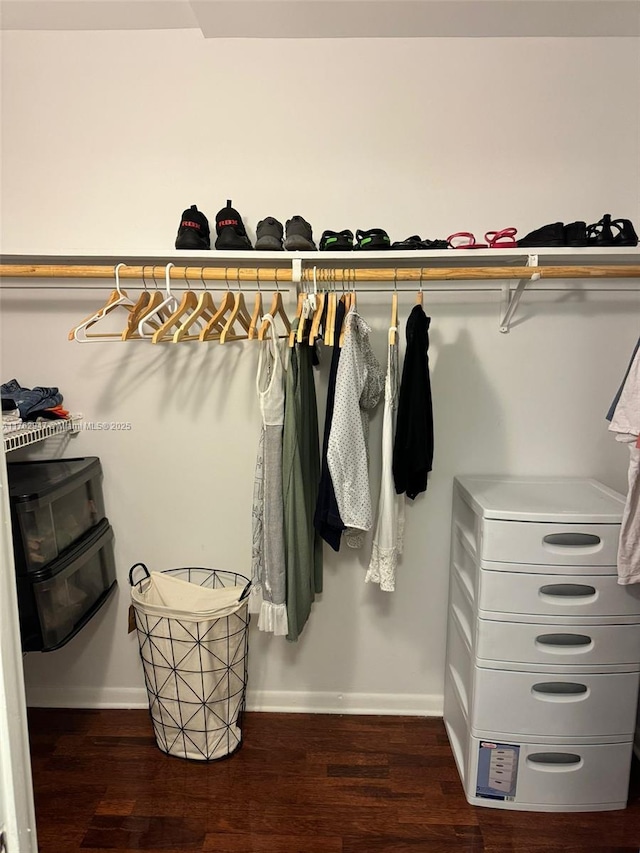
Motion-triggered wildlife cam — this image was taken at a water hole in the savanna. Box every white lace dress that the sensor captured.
[366,330,405,591]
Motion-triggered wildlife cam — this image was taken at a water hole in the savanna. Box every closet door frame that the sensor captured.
[0,447,38,853]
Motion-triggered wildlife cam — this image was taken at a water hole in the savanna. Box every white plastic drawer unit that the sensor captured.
[472,668,640,738]
[476,619,640,667]
[479,569,640,619]
[468,737,633,810]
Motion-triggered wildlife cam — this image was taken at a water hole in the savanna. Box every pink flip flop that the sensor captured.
[447,231,489,249]
[485,227,518,248]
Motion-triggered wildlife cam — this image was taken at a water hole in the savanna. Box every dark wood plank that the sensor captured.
[27,710,640,853]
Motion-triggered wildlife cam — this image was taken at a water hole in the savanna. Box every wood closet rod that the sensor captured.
[1,264,640,282]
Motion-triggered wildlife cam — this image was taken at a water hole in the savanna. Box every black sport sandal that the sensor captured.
[354,228,391,250]
[320,229,354,251]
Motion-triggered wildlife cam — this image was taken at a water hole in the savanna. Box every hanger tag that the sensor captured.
[128,605,137,634]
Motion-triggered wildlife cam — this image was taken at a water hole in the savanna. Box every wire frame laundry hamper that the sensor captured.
[129,563,251,761]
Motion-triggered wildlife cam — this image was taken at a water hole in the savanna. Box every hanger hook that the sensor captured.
[274,268,280,293]
[256,266,262,293]
[393,268,398,293]
[151,265,159,290]
[225,267,230,291]
[312,266,317,295]
[141,264,149,292]
[419,265,424,294]
[184,265,190,290]
[164,262,174,297]
[200,266,208,292]
[114,262,125,297]
[237,267,242,292]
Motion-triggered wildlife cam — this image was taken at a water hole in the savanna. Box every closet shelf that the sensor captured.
[3,416,82,454]
[2,246,640,268]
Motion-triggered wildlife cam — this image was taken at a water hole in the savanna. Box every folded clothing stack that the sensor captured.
[1,379,67,424]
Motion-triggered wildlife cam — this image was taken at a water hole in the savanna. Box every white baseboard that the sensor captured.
[26,686,443,717]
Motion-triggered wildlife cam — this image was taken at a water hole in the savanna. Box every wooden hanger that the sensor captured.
[258,270,291,340]
[389,292,399,346]
[151,268,200,344]
[172,268,222,342]
[220,276,253,343]
[69,263,136,342]
[338,293,350,348]
[122,267,173,340]
[289,290,307,347]
[338,271,358,348]
[247,268,264,340]
[248,291,263,340]
[324,274,337,347]
[200,288,235,341]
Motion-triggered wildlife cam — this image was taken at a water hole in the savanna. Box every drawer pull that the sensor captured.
[539,583,596,600]
[527,752,583,771]
[531,682,589,701]
[535,633,593,651]
[542,532,601,549]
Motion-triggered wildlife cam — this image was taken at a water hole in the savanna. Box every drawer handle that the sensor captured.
[527,753,583,772]
[542,532,602,549]
[535,633,593,652]
[539,583,597,600]
[531,682,589,701]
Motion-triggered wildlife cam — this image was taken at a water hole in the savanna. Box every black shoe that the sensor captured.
[588,214,639,247]
[354,228,391,250]
[284,216,316,251]
[564,221,588,247]
[422,239,449,249]
[517,222,564,247]
[612,218,639,246]
[320,229,354,251]
[587,214,615,246]
[391,235,424,250]
[255,217,284,250]
[214,199,253,250]
[175,205,210,250]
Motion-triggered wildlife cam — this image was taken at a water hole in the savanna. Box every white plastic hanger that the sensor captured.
[69,262,135,343]
[136,263,177,337]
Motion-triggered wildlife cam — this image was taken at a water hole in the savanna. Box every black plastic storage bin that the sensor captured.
[7,457,105,573]
[16,518,117,652]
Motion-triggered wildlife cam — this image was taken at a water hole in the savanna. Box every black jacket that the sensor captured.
[392,305,433,499]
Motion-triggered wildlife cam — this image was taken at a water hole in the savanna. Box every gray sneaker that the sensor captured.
[255,216,284,250]
[284,215,316,251]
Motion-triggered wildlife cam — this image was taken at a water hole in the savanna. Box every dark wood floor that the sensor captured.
[28,709,640,852]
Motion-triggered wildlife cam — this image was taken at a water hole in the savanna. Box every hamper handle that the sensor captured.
[129,562,151,586]
[239,580,252,601]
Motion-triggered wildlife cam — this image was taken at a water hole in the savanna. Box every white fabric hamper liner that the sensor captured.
[131,570,250,761]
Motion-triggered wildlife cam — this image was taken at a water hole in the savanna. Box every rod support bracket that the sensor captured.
[499,254,540,333]
[291,258,302,292]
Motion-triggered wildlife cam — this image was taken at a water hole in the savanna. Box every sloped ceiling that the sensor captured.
[1,0,639,36]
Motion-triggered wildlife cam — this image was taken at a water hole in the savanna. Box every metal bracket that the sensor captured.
[499,254,540,333]
[291,258,302,292]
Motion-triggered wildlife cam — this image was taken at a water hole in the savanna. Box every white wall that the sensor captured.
[1,29,639,714]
